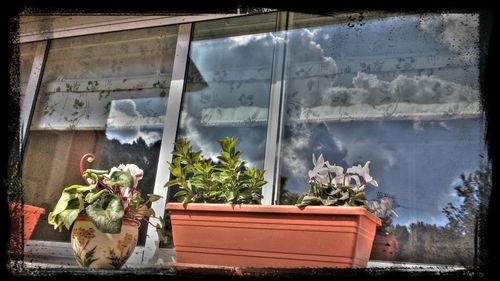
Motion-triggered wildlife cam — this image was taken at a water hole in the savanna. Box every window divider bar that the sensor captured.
[142,23,192,265]
[271,12,293,205]
[262,11,288,205]
[20,40,49,161]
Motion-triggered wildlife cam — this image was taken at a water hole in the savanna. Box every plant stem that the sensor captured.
[80,153,95,183]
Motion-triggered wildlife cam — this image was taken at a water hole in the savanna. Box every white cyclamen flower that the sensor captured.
[108,163,144,190]
[123,164,144,188]
[346,161,378,187]
[308,153,329,180]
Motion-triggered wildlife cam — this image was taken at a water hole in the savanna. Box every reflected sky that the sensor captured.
[104,13,485,227]
[279,13,484,227]
[177,22,277,168]
[279,117,486,226]
[105,97,166,146]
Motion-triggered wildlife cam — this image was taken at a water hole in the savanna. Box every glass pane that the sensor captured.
[23,25,178,246]
[172,13,278,189]
[19,42,37,97]
[277,12,487,266]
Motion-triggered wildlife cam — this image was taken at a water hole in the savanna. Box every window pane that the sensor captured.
[23,25,178,246]
[172,13,278,186]
[277,13,487,266]
[19,42,37,97]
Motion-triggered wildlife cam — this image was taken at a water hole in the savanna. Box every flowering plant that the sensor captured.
[296,153,378,208]
[368,197,398,235]
[48,153,166,241]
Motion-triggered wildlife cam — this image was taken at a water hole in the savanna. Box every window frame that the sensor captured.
[18,12,485,269]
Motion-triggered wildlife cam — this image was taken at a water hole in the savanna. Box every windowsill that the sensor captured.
[7,240,469,276]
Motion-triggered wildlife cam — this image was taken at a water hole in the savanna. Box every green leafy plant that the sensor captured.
[296,154,378,208]
[368,197,398,235]
[48,153,166,241]
[165,137,266,204]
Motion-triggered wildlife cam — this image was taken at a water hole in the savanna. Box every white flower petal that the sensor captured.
[308,170,315,178]
[317,154,325,167]
[350,174,360,186]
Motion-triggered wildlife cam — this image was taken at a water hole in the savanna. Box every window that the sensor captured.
[276,13,485,266]
[172,13,279,178]
[19,42,37,97]
[19,12,490,268]
[23,25,179,246]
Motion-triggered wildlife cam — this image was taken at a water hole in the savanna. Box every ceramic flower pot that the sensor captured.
[167,203,381,268]
[70,215,139,269]
[8,203,45,256]
[369,234,399,261]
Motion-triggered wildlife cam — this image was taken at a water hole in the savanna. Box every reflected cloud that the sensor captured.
[280,123,313,178]
[419,14,479,65]
[105,98,165,146]
[321,71,479,106]
[179,110,220,162]
[342,140,396,171]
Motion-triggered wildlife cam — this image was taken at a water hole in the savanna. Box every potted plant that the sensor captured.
[48,153,166,269]
[165,137,381,268]
[6,166,45,257]
[368,197,399,261]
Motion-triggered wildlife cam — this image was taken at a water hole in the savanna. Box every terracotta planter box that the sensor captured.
[8,203,45,256]
[369,234,399,261]
[167,203,381,268]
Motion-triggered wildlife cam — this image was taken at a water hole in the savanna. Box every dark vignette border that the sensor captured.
[2,1,498,281]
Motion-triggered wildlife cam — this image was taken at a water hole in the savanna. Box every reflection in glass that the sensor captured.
[175,13,278,176]
[23,26,178,245]
[277,13,486,266]
[19,43,37,97]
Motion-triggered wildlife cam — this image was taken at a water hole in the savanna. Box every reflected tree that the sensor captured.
[392,165,491,266]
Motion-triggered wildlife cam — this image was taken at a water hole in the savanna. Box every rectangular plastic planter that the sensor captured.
[167,203,381,268]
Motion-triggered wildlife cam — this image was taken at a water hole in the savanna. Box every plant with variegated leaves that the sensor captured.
[48,153,166,241]
[296,154,379,208]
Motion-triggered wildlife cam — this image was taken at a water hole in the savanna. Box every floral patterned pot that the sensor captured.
[71,215,139,269]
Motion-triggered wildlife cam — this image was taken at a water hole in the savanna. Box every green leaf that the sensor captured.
[59,199,83,229]
[173,190,187,198]
[165,178,181,188]
[156,224,166,242]
[226,191,235,202]
[169,165,182,178]
[51,185,88,216]
[84,169,109,176]
[322,198,338,206]
[85,194,124,234]
[85,189,109,204]
[297,195,323,207]
[339,192,350,201]
[147,194,162,202]
[103,170,134,189]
